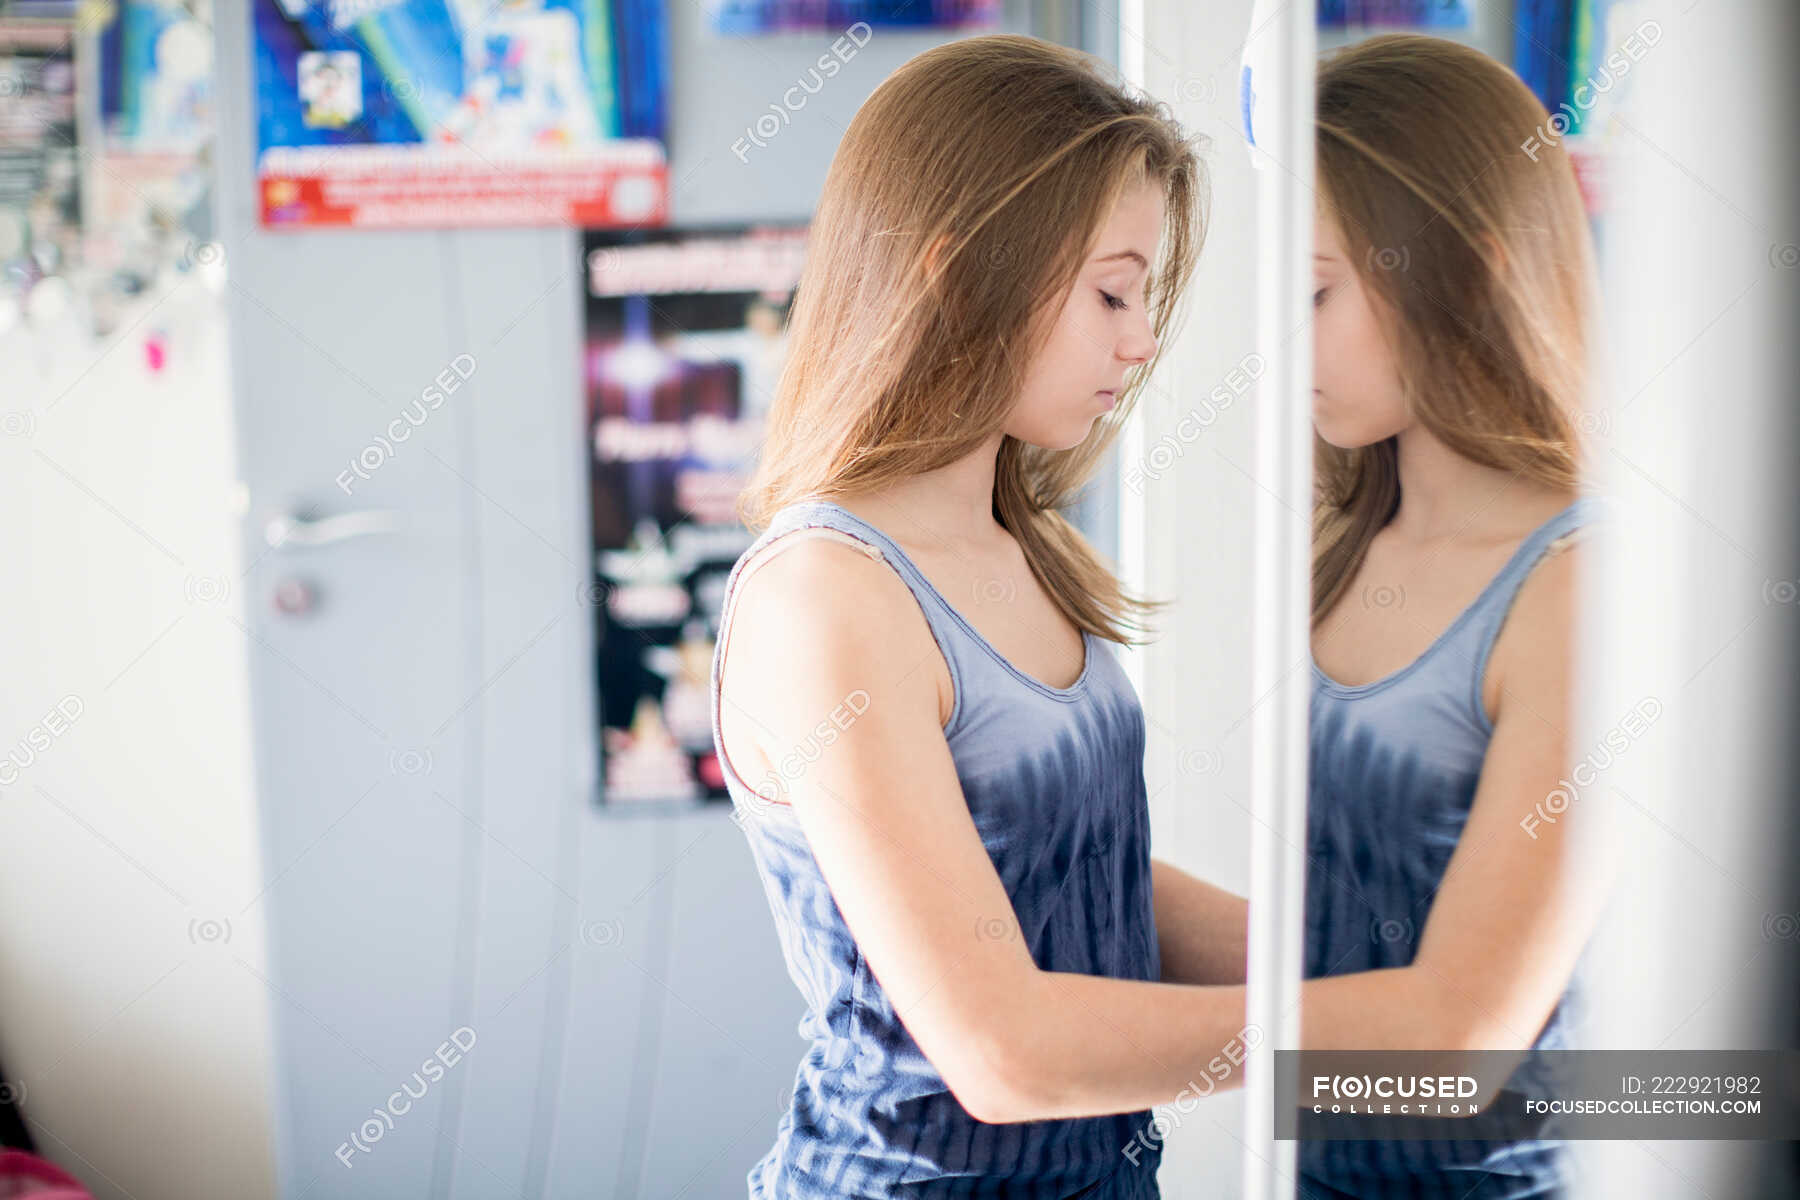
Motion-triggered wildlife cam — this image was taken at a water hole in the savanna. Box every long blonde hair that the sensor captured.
[1311,33,1596,623]
[739,34,1206,645]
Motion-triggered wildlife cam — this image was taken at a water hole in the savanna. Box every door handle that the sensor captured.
[264,508,405,549]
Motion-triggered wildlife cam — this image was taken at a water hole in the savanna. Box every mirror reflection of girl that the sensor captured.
[1301,33,1611,1200]
[710,33,1253,1199]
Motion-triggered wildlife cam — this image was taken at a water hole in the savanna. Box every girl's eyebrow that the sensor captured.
[1093,249,1149,268]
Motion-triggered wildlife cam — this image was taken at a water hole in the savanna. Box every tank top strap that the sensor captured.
[752,498,968,633]
[1459,492,1606,726]
[716,497,976,735]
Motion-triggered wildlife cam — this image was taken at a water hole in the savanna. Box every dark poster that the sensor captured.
[584,224,807,807]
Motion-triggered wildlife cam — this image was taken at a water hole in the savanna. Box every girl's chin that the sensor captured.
[1053,418,1102,451]
[1012,416,1101,453]
[1313,416,1380,451]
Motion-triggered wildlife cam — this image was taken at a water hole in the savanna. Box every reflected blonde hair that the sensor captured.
[1311,34,1596,623]
[739,34,1206,645]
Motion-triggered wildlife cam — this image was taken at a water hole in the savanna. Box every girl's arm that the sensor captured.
[1150,857,1248,985]
[723,538,1254,1124]
[1006,546,1611,1121]
[726,536,1604,1127]
[989,545,1611,1118]
[1294,542,1613,1052]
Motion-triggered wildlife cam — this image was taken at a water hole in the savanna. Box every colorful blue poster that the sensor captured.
[252,0,668,229]
[709,0,1000,35]
[1318,0,1473,29]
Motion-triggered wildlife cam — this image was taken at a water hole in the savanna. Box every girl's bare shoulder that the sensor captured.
[731,528,917,634]
[1484,525,1590,721]
[724,530,949,707]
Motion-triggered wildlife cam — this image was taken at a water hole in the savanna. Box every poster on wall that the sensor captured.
[583,224,808,808]
[0,15,82,309]
[1317,0,1472,28]
[102,0,213,153]
[90,0,217,334]
[708,0,1000,35]
[1,2,218,340]
[251,0,668,230]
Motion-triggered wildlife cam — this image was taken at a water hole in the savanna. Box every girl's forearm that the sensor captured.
[1150,858,1249,985]
[1299,966,1436,1050]
[993,971,1253,1123]
[1301,965,1546,1053]
[992,965,1477,1124]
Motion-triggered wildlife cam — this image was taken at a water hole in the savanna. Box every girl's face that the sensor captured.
[1006,178,1163,451]
[1313,205,1410,448]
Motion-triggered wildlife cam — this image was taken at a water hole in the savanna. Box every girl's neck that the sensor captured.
[833,430,1008,552]
[1388,422,1575,544]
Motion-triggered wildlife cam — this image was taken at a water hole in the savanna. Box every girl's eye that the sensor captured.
[1101,291,1128,312]
[1312,286,1330,308]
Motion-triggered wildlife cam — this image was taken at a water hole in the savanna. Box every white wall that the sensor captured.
[1120,0,1262,1193]
[0,267,275,1197]
[1579,0,1799,1195]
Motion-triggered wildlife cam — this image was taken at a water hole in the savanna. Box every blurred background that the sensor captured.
[0,0,1791,1197]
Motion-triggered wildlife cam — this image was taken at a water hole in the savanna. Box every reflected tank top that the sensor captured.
[1301,494,1604,1199]
[709,498,1164,1199]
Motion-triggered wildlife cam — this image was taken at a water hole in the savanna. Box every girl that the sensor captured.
[1302,33,1611,1199]
[708,25,1603,1200]
[709,33,1251,1198]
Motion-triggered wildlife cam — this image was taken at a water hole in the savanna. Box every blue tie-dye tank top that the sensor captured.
[1300,494,1602,1200]
[709,497,1164,1199]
